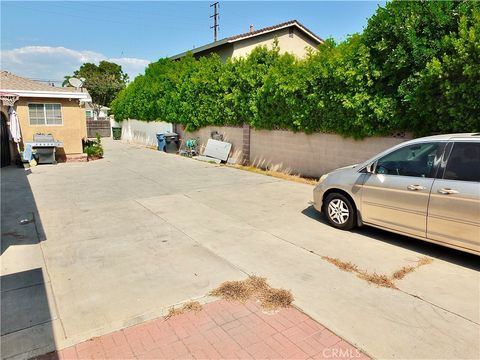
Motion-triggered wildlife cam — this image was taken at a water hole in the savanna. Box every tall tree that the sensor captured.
[65,61,129,117]
[362,1,480,134]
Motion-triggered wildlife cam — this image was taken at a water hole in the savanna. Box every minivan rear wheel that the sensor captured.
[323,193,356,230]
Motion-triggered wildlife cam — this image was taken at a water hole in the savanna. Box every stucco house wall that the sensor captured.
[1,71,91,161]
[3,97,87,155]
[195,43,234,61]
[232,27,318,59]
[170,20,322,62]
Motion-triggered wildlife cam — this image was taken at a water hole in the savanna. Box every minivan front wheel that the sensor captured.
[323,193,356,230]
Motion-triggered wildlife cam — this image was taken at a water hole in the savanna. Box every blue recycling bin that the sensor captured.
[156,133,166,151]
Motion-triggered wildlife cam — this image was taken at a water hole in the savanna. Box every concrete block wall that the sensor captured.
[176,125,244,162]
[175,124,411,178]
[250,130,411,177]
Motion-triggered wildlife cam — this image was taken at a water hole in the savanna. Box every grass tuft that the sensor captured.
[321,256,358,273]
[357,271,397,289]
[391,257,433,281]
[391,266,416,280]
[245,275,270,294]
[210,275,294,311]
[416,256,433,266]
[230,164,318,186]
[181,301,203,313]
[166,300,203,319]
[209,280,252,302]
[259,288,294,310]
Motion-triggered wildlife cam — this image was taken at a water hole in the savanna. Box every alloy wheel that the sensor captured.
[327,199,350,225]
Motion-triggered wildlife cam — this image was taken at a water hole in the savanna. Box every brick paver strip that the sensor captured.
[35,300,369,359]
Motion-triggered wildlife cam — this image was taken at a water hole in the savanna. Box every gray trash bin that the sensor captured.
[164,132,179,153]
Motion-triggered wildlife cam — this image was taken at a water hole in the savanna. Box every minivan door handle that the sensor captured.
[438,188,459,195]
[407,184,425,191]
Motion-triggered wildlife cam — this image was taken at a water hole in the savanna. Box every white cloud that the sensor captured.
[0,46,150,83]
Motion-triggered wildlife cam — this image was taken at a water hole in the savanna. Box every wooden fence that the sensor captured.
[87,119,111,138]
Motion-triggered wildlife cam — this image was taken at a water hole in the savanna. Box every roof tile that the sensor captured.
[0,71,81,93]
[227,20,322,43]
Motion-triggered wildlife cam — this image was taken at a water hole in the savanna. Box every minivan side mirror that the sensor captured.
[366,162,375,174]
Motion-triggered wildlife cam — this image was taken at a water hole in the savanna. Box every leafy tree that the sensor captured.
[111,0,479,138]
[363,0,480,134]
[65,61,129,117]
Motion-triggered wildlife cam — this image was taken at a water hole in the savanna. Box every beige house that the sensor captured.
[170,20,323,61]
[0,71,90,163]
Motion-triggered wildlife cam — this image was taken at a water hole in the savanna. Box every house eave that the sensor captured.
[169,20,323,61]
[169,38,230,60]
[227,22,323,44]
[0,89,90,100]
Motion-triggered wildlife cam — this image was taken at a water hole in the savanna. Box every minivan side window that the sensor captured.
[375,142,439,178]
[443,142,480,182]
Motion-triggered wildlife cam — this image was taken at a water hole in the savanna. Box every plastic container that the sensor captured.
[112,127,122,140]
[164,133,179,153]
[156,133,166,151]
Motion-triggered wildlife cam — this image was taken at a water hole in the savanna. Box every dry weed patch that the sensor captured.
[392,256,433,281]
[357,271,397,289]
[321,256,358,273]
[259,288,294,310]
[392,266,416,280]
[416,256,433,266]
[230,164,317,186]
[321,254,433,288]
[210,275,293,310]
[181,301,203,312]
[209,280,252,302]
[166,300,203,318]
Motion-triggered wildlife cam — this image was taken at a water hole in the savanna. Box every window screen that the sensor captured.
[28,104,45,125]
[45,104,62,125]
[444,142,480,182]
[28,104,62,125]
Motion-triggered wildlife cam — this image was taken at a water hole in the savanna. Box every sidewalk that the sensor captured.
[36,300,368,360]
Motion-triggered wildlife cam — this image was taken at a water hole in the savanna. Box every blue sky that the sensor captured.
[1,1,383,82]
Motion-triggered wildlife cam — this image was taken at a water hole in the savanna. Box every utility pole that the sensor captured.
[210,2,219,42]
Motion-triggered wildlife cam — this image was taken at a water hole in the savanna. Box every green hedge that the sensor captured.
[111,1,480,138]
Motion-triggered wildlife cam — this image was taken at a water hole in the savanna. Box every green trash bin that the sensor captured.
[112,127,121,140]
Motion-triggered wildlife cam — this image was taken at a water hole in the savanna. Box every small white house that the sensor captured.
[85,103,109,120]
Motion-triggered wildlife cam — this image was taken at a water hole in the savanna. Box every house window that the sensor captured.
[28,104,63,125]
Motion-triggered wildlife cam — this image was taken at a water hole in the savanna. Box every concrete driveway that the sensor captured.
[1,139,479,359]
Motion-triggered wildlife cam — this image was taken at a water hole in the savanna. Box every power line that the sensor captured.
[6,2,204,30]
[210,2,219,42]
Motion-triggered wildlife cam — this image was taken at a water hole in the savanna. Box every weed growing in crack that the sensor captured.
[321,256,358,273]
[321,255,433,289]
[166,300,203,319]
[210,275,294,310]
[357,271,397,289]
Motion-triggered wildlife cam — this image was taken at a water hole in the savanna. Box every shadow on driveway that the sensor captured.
[1,166,46,255]
[1,165,56,359]
[301,205,479,271]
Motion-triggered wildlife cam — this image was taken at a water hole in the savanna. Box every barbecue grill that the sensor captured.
[25,133,63,164]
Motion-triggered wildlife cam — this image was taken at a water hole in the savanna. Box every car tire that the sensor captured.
[323,193,356,230]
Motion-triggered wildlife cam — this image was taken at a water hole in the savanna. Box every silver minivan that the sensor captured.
[313,133,480,255]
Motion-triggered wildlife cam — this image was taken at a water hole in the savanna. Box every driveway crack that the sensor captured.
[134,199,252,279]
[178,195,479,327]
